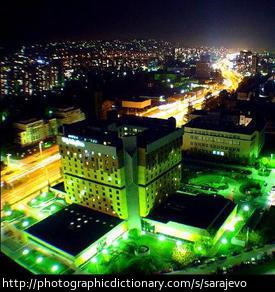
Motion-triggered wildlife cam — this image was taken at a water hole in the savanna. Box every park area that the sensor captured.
[181,165,265,203]
[82,230,199,274]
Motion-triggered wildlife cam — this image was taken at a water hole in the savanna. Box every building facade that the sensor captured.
[54,106,86,125]
[120,98,152,116]
[14,118,58,146]
[182,114,265,164]
[57,116,183,221]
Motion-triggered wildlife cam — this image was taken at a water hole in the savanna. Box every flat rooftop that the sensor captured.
[148,193,236,232]
[184,116,265,135]
[122,97,150,102]
[61,115,182,148]
[25,204,122,256]
[50,181,65,193]
[15,118,42,124]
[56,106,76,112]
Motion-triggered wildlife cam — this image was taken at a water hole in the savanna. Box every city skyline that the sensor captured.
[1,0,275,279]
[1,0,275,49]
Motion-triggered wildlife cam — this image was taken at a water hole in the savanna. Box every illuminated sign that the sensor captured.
[68,135,79,140]
[61,137,84,147]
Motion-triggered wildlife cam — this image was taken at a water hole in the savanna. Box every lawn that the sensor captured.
[82,232,194,274]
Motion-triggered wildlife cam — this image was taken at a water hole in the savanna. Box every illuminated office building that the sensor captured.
[14,118,58,146]
[58,115,183,226]
[182,114,265,164]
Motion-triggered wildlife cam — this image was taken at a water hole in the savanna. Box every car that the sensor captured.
[231,251,240,256]
[192,259,202,266]
[250,257,257,265]
[205,258,216,264]
[218,255,227,261]
[242,170,252,175]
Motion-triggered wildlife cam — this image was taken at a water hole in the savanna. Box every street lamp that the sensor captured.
[39,141,43,157]
[39,141,50,186]
[6,153,11,168]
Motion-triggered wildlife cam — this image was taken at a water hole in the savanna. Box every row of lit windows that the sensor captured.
[190,142,241,152]
[189,134,241,145]
[189,148,242,157]
[187,130,242,140]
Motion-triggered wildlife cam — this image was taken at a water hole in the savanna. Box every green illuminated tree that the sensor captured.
[3,202,12,212]
[171,245,196,267]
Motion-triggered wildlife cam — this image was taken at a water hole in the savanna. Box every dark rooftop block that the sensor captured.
[148,193,236,232]
[60,115,181,147]
[184,115,265,134]
[51,181,65,193]
[26,204,122,256]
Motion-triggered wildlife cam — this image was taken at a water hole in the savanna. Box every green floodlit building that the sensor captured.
[57,114,183,228]
[25,204,127,267]
[183,112,266,164]
[144,192,237,244]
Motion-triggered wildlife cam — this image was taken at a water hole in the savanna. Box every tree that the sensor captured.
[3,202,12,212]
[184,102,195,123]
[172,245,196,267]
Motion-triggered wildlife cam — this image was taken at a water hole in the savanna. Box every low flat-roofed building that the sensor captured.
[54,106,86,125]
[25,203,126,267]
[182,114,265,164]
[14,118,58,147]
[121,98,152,116]
[144,193,237,243]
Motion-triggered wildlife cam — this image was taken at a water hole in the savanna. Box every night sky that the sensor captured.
[1,0,275,49]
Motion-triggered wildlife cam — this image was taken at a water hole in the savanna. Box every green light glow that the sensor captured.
[36,256,43,263]
[243,205,250,212]
[91,257,97,263]
[158,235,165,241]
[22,249,30,255]
[236,216,243,222]
[102,249,108,255]
[221,238,228,244]
[122,233,128,240]
[22,221,29,227]
[113,241,119,247]
[141,231,146,235]
[51,264,59,272]
[176,240,182,246]
[5,210,12,216]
